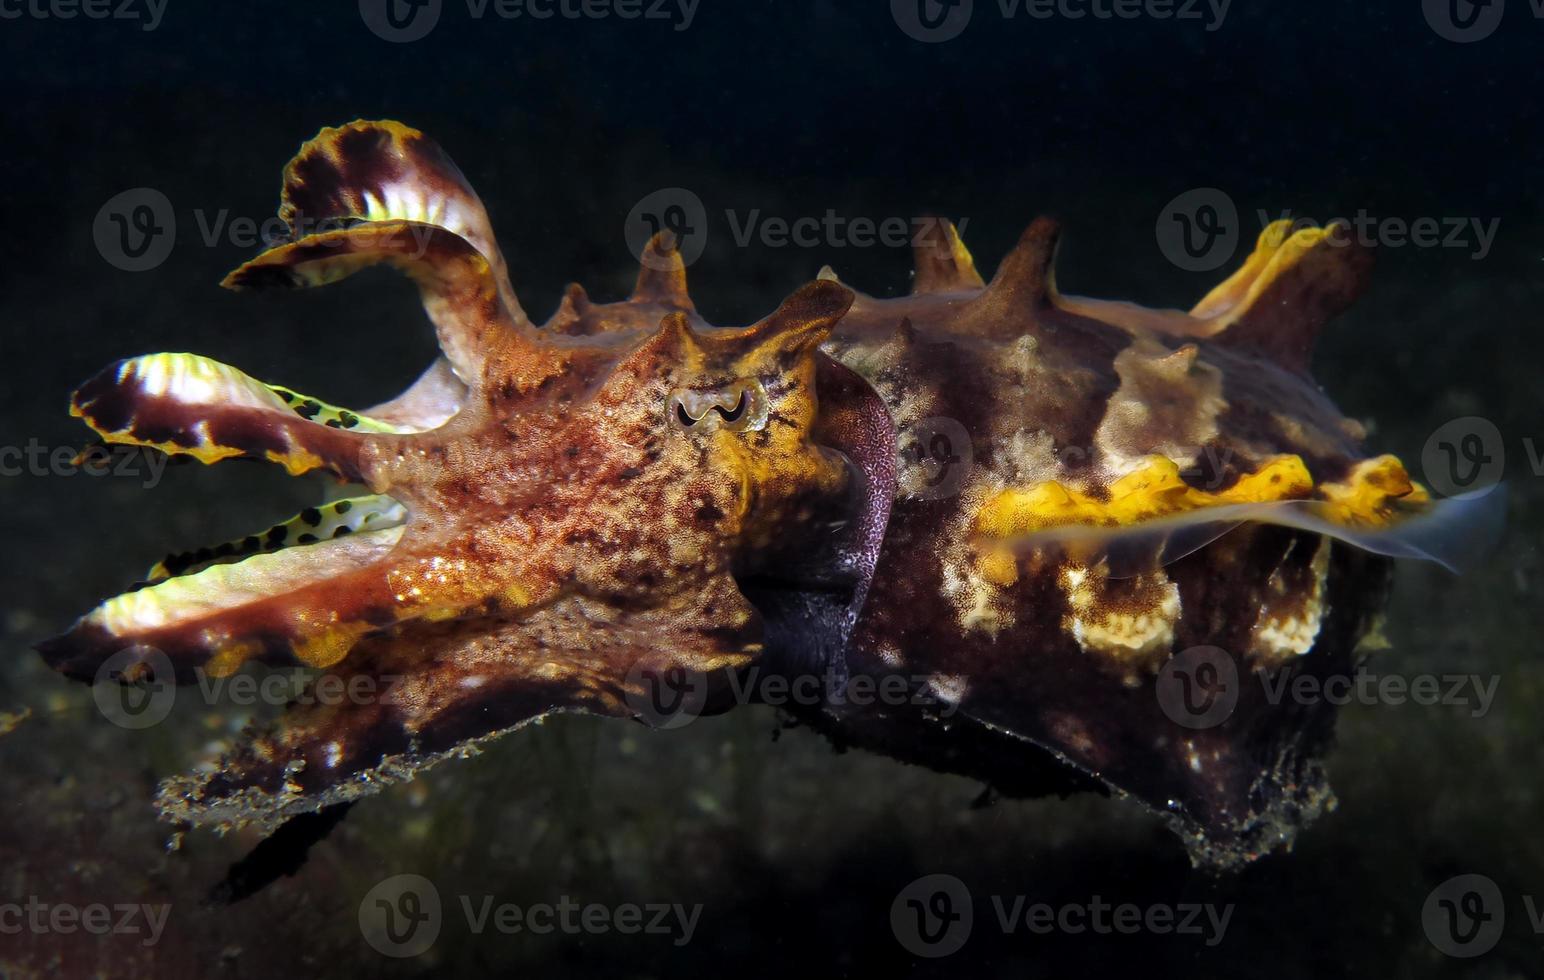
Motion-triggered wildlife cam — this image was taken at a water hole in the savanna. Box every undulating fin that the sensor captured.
[982,451,1503,576]
[911,217,984,294]
[70,353,405,479]
[147,494,407,582]
[975,455,1317,538]
[156,639,588,837]
[1192,219,1372,372]
[960,217,1061,325]
[153,574,766,835]
[1002,484,1506,577]
[275,118,523,321]
[37,524,408,682]
[630,230,695,310]
[223,221,518,385]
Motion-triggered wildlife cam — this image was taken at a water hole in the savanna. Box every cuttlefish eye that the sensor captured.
[668,380,767,432]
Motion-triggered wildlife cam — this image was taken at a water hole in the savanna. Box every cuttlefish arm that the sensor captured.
[41,120,870,840]
[42,122,530,685]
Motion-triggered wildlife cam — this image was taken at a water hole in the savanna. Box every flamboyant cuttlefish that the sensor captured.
[40,121,1500,875]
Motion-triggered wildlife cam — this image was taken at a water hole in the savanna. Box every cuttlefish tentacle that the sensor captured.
[42,121,559,683]
[144,276,850,829]
[69,352,405,480]
[223,220,525,387]
[38,524,410,681]
[273,118,525,324]
[146,494,406,583]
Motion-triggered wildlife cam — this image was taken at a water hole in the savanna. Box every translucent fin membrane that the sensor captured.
[223,222,520,384]
[38,524,409,681]
[1007,486,1507,578]
[148,494,407,582]
[71,353,415,479]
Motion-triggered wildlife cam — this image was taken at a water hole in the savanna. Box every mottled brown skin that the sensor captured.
[42,121,1407,871]
[808,217,1394,864]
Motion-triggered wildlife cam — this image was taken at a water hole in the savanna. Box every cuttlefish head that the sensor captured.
[39,120,893,790]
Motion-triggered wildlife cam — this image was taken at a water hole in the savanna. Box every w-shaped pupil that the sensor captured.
[715,391,747,423]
